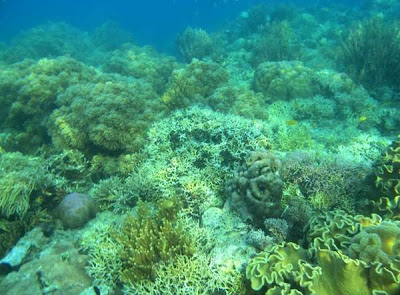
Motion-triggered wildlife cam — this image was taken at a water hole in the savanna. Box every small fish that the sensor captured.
[359,116,367,122]
[286,119,298,126]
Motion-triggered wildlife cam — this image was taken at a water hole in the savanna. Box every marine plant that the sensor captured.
[341,16,400,89]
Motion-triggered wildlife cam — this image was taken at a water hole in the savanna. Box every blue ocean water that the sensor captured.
[0,0,362,51]
[0,0,271,50]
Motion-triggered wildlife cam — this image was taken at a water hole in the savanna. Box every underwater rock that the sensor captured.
[56,192,98,229]
[0,236,92,295]
[0,227,47,272]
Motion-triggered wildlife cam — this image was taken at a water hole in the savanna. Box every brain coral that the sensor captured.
[227,150,283,225]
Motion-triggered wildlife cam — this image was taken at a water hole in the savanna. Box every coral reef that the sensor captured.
[0,3,400,294]
[227,150,283,225]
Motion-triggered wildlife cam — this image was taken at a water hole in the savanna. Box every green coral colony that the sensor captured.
[0,1,400,294]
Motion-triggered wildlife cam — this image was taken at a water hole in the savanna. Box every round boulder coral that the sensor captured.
[56,192,98,229]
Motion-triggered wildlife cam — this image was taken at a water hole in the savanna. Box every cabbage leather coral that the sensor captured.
[247,213,400,295]
[246,242,316,294]
[302,210,400,295]
[115,198,195,284]
[50,76,163,155]
[348,220,400,267]
[375,135,400,200]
